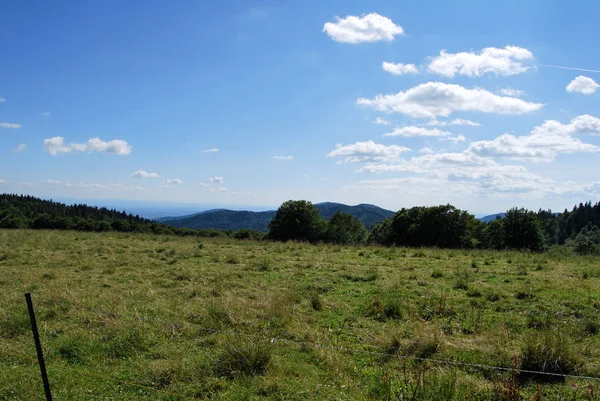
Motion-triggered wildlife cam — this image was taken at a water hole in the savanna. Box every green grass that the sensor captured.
[1,229,600,400]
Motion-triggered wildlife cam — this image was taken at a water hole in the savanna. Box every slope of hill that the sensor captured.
[162,202,396,231]
[478,213,506,223]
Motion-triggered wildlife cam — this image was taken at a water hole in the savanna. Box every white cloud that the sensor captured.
[449,118,480,127]
[383,126,453,138]
[132,170,159,178]
[209,176,224,184]
[566,76,600,95]
[205,186,228,193]
[427,118,480,127]
[0,97,5,102]
[0,179,5,184]
[327,140,411,163]
[41,112,51,116]
[440,134,466,143]
[0,122,21,129]
[201,148,219,153]
[271,155,294,160]
[43,137,132,156]
[165,178,182,185]
[43,137,71,155]
[382,62,418,75]
[419,147,437,154]
[323,13,404,44]
[428,45,533,78]
[468,114,600,161]
[373,117,391,125]
[47,180,61,185]
[498,88,525,97]
[354,150,562,196]
[357,82,543,119]
[13,144,26,153]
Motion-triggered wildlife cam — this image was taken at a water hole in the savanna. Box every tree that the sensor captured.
[368,219,394,246]
[326,212,368,245]
[389,204,477,248]
[503,208,545,251]
[268,200,326,243]
[483,218,505,249]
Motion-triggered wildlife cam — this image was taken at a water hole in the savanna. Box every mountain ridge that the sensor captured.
[161,202,396,231]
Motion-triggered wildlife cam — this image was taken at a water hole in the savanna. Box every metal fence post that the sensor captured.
[25,292,53,401]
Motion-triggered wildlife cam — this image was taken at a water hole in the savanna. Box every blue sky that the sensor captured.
[1,0,600,214]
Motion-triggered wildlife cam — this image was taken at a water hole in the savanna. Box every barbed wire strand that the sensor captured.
[37,301,600,382]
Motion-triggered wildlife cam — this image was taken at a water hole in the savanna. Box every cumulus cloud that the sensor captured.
[271,155,294,160]
[498,88,525,97]
[0,122,21,129]
[323,13,404,44]
[13,144,26,153]
[419,147,437,154]
[43,137,132,156]
[357,82,543,119]
[373,117,391,125]
[428,45,533,77]
[383,126,453,138]
[165,178,182,185]
[209,176,224,184]
[41,112,51,116]
[201,148,219,153]
[427,118,480,127]
[327,140,411,163]
[354,150,561,196]
[566,76,600,95]
[0,97,5,102]
[132,170,159,178]
[382,62,418,75]
[46,180,61,185]
[468,114,600,161]
[440,134,466,143]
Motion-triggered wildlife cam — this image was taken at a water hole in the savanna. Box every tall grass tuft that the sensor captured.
[214,335,272,378]
[519,332,580,381]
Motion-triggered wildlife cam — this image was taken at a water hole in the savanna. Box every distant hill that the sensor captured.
[162,202,396,231]
[478,213,506,223]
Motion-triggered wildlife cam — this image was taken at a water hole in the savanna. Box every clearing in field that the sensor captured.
[1,229,600,400]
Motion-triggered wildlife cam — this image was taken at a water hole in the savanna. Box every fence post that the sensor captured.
[25,292,53,401]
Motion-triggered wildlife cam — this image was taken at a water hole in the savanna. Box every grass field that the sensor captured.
[1,229,600,400]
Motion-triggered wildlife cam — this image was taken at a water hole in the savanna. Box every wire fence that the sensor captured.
[2,296,600,400]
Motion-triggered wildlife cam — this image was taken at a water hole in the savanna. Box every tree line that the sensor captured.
[267,200,600,254]
[2,194,600,254]
[0,194,227,237]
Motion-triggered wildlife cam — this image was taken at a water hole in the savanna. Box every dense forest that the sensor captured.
[0,194,220,237]
[1,194,600,254]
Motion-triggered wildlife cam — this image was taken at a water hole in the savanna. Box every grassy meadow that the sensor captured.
[1,229,600,400]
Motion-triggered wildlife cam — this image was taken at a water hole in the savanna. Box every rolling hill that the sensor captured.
[161,202,395,231]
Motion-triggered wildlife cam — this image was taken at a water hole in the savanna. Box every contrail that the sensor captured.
[533,63,600,74]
